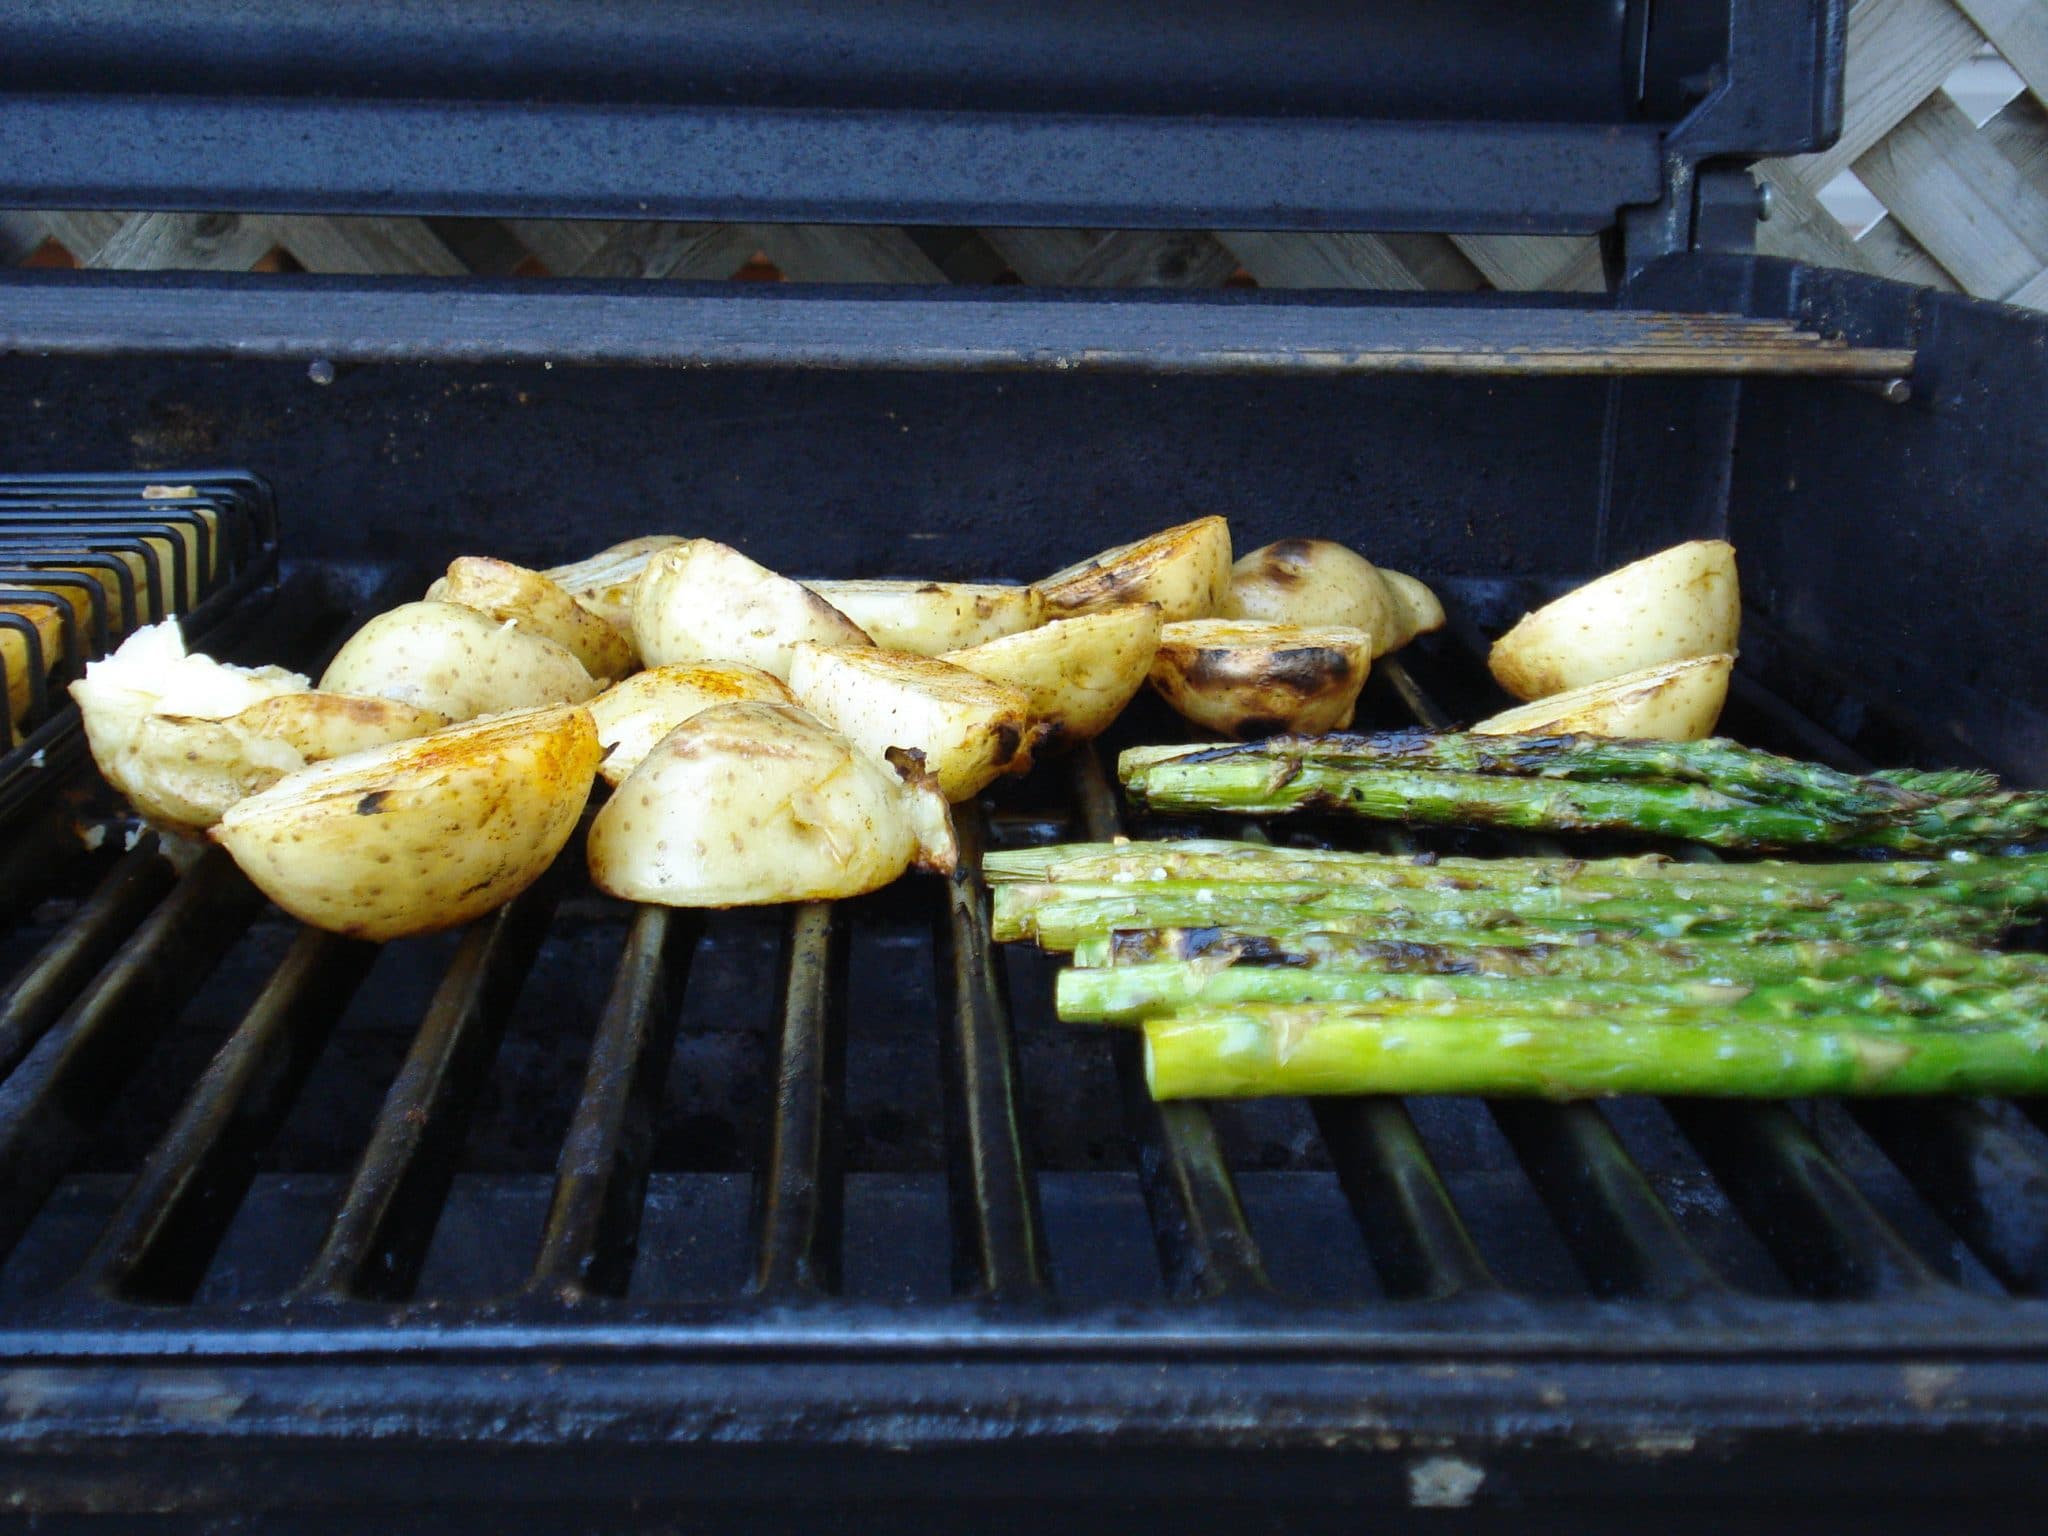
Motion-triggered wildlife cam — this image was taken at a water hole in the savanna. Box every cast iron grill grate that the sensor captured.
[2,551,2048,1364]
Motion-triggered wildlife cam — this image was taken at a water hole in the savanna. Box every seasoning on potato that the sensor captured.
[586,701,956,907]
[1473,653,1734,741]
[1035,515,1232,621]
[427,555,634,682]
[320,600,599,721]
[788,642,1039,802]
[805,579,1046,655]
[1149,619,1374,739]
[633,539,871,680]
[588,661,796,786]
[545,534,685,644]
[1489,539,1738,702]
[212,703,600,941]
[944,604,1162,751]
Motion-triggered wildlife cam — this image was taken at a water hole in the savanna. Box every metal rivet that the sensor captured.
[307,358,336,386]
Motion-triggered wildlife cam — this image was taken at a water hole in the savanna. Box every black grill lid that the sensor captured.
[0,0,1843,235]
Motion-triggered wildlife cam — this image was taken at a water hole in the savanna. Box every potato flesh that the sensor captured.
[788,642,1036,802]
[1490,540,1739,701]
[1035,516,1232,621]
[1222,539,1398,656]
[319,601,598,721]
[806,580,1046,654]
[943,604,1161,749]
[427,556,634,682]
[588,662,796,786]
[1473,653,1733,741]
[633,540,872,680]
[587,701,956,907]
[1376,568,1445,649]
[213,704,600,941]
[1150,619,1373,739]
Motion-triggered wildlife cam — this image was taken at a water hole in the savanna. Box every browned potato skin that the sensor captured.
[588,662,797,786]
[1035,516,1232,621]
[427,556,634,682]
[211,704,600,942]
[230,692,451,760]
[1149,620,1372,739]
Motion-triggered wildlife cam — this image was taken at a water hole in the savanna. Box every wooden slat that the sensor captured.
[1451,234,1606,292]
[749,225,947,284]
[1983,91,2048,182]
[85,213,276,272]
[32,212,128,266]
[1854,89,2048,298]
[511,219,754,281]
[262,216,469,276]
[0,212,44,267]
[1854,213,1968,290]
[1064,231,1237,288]
[1775,0,1985,190]
[1219,231,1428,290]
[1956,0,2048,106]
[2005,263,2048,308]
[977,229,1101,285]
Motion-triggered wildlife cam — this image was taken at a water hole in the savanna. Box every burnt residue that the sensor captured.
[991,721,1023,767]
[354,790,391,816]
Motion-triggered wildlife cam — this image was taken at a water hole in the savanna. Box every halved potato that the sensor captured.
[213,703,600,941]
[1149,619,1373,739]
[943,604,1161,750]
[1377,568,1446,650]
[1222,539,1398,654]
[320,600,598,721]
[72,623,451,835]
[788,642,1038,802]
[805,580,1046,655]
[1473,653,1733,741]
[427,556,633,682]
[633,540,872,679]
[1035,516,1232,621]
[1490,540,1738,701]
[587,701,956,906]
[544,534,684,646]
[588,661,796,786]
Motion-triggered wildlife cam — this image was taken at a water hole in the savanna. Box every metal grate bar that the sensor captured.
[79,929,377,1301]
[1070,747,1269,1297]
[935,807,1049,1299]
[531,905,697,1297]
[1312,1097,1495,1297]
[0,839,175,1083]
[0,848,261,1264]
[751,901,849,1298]
[1849,1100,2048,1295]
[1668,1101,1940,1296]
[299,878,565,1301]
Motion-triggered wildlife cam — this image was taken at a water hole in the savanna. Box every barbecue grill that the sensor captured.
[4,1,2048,1528]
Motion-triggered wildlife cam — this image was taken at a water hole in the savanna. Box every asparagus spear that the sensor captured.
[1118,738,2048,853]
[993,880,2027,952]
[1059,958,2048,1024]
[1141,1004,2048,1100]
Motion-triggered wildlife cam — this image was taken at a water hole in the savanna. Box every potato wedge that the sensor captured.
[588,661,795,786]
[806,580,1046,654]
[3,594,72,737]
[1222,539,1398,654]
[587,701,956,906]
[788,642,1037,802]
[1376,568,1446,650]
[544,534,684,647]
[633,540,871,679]
[1473,653,1733,742]
[943,604,1161,750]
[1149,619,1373,739]
[1490,540,1738,701]
[1035,516,1232,621]
[320,600,598,721]
[427,556,633,681]
[213,703,600,941]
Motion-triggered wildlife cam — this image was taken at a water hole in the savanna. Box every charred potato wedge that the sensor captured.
[544,534,684,651]
[788,642,1038,802]
[943,604,1161,750]
[427,556,634,682]
[1490,540,1738,701]
[806,579,1046,654]
[320,600,598,721]
[1474,653,1733,741]
[213,703,600,942]
[633,540,871,680]
[587,701,956,906]
[588,661,796,786]
[1149,619,1373,739]
[1222,539,1398,655]
[1035,516,1232,622]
